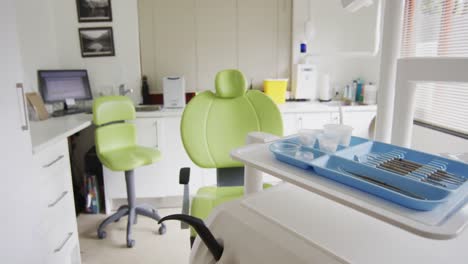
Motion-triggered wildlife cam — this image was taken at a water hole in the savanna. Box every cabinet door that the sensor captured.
[282,113,298,136]
[133,118,169,198]
[298,113,333,130]
[134,118,160,149]
[1,2,43,262]
[343,111,376,138]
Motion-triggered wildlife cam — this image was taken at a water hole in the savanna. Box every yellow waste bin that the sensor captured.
[263,79,288,104]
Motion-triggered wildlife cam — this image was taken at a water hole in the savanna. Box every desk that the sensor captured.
[30,113,92,153]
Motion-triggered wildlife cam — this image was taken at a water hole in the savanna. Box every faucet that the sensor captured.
[119,84,134,96]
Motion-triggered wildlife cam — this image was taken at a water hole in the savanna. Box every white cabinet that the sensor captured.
[134,118,160,149]
[282,112,333,135]
[282,113,298,136]
[342,110,376,138]
[33,139,81,264]
[1,3,61,262]
[282,109,376,139]
[299,112,334,129]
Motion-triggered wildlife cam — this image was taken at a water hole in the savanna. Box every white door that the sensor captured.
[0,1,42,263]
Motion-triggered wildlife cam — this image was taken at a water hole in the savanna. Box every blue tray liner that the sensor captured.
[311,155,451,211]
[334,141,468,191]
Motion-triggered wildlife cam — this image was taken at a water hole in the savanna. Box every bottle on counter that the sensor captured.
[355,78,363,102]
[141,75,151,105]
[363,82,377,105]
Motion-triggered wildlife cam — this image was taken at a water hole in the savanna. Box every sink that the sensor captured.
[135,105,162,112]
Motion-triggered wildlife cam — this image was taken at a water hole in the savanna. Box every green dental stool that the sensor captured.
[178,69,283,244]
[93,96,166,248]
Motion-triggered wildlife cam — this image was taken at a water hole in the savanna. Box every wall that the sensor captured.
[15,0,60,92]
[52,0,142,103]
[292,0,383,94]
[138,0,292,93]
[411,125,468,155]
[16,0,143,104]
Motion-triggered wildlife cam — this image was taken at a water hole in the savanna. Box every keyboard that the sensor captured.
[52,108,89,117]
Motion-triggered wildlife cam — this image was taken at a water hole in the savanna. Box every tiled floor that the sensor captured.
[78,208,191,264]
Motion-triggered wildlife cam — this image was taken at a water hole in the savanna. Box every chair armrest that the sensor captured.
[180,167,190,184]
[179,167,191,229]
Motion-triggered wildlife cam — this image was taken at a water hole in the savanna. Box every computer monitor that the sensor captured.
[38,70,93,116]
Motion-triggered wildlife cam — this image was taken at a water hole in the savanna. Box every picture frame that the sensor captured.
[78,27,116,57]
[76,0,112,23]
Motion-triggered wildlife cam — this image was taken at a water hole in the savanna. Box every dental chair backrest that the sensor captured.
[181,69,283,170]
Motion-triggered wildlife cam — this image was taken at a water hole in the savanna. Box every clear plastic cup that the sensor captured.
[295,150,315,161]
[298,129,322,147]
[317,132,340,153]
[270,142,300,156]
[323,124,354,147]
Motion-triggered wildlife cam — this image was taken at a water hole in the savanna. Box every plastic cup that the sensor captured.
[295,150,315,161]
[298,129,322,147]
[270,142,300,156]
[323,124,354,147]
[317,132,340,153]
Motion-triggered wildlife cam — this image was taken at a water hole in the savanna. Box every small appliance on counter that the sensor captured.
[163,76,186,108]
[291,64,318,100]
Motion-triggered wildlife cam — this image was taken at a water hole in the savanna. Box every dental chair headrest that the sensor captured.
[215,69,247,98]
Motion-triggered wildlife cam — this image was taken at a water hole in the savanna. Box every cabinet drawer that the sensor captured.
[43,188,76,232]
[35,140,70,183]
[45,230,78,264]
[35,139,69,168]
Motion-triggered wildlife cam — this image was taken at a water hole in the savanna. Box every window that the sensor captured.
[401,0,468,138]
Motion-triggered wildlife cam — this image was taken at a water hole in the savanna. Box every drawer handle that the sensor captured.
[43,155,65,168]
[48,191,68,208]
[54,232,73,253]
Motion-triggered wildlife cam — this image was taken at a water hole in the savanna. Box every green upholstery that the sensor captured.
[180,69,283,238]
[93,96,135,126]
[93,96,161,172]
[214,69,247,98]
[181,70,283,168]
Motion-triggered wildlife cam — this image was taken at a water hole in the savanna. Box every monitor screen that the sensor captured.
[38,70,93,103]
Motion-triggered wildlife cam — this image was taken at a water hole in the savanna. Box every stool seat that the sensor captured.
[99,146,161,172]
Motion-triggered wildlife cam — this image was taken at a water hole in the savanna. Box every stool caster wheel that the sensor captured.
[158,225,166,235]
[97,230,106,239]
[127,239,135,248]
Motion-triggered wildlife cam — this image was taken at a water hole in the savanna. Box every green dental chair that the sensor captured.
[93,96,166,248]
[178,69,283,244]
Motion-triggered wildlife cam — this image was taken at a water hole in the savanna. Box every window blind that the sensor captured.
[414,82,468,135]
[401,0,468,137]
[401,0,468,57]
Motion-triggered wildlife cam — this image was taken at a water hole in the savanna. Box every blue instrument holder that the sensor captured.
[270,136,468,211]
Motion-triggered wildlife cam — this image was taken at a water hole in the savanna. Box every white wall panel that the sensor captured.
[139,0,292,92]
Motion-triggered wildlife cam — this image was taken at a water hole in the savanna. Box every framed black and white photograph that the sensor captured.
[76,0,112,22]
[78,27,115,57]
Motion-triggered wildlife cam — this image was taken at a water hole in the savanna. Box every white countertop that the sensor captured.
[29,101,377,153]
[278,101,377,114]
[30,114,92,154]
